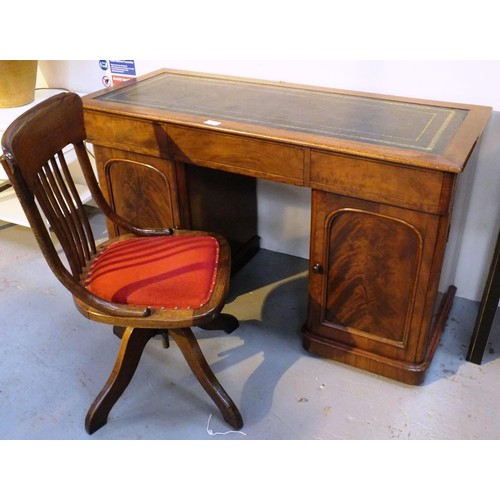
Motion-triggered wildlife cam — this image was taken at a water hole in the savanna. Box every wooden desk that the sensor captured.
[82,69,491,384]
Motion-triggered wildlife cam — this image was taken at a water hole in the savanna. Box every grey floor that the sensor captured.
[1,208,499,441]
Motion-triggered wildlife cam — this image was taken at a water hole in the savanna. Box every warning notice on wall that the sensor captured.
[99,60,136,88]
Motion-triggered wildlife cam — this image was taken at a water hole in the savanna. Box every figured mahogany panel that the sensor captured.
[324,209,422,347]
[94,147,179,236]
[305,190,448,382]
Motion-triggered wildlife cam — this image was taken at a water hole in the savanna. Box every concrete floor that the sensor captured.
[1,208,499,441]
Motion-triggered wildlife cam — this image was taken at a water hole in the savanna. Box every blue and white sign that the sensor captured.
[109,60,136,76]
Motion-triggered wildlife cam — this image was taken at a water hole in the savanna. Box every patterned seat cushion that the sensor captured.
[85,235,220,309]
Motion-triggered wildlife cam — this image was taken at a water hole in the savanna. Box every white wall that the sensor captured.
[38,60,500,302]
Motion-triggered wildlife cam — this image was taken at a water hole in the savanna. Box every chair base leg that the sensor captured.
[199,313,239,334]
[170,327,243,430]
[85,327,156,435]
[86,325,243,434]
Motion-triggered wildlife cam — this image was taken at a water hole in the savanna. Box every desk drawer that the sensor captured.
[167,125,305,185]
[84,111,167,157]
[310,151,452,213]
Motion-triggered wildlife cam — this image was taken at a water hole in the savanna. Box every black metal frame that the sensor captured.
[467,228,500,364]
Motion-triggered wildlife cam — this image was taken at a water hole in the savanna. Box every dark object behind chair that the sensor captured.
[1,92,243,434]
[467,228,500,364]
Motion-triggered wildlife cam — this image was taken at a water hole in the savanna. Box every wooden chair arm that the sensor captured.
[22,200,152,319]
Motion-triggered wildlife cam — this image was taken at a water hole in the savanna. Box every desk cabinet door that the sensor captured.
[306,190,445,377]
[94,146,181,236]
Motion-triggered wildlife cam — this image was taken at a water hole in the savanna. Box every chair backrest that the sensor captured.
[1,92,97,276]
[1,92,150,318]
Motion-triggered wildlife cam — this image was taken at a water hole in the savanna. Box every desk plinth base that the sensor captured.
[302,286,456,385]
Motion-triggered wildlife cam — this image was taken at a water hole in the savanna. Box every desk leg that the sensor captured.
[466,229,500,364]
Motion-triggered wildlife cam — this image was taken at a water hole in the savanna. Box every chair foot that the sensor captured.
[169,328,243,430]
[199,313,240,334]
[85,327,156,434]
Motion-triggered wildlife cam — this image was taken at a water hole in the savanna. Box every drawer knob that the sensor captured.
[313,263,323,274]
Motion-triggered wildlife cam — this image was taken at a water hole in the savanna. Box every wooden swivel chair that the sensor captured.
[1,92,243,434]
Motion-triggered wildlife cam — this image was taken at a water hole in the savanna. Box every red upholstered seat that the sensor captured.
[85,235,220,309]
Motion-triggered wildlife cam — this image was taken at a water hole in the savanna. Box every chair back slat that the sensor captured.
[34,155,93,275]
[57,150,96,256]
[45,154,93,268]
